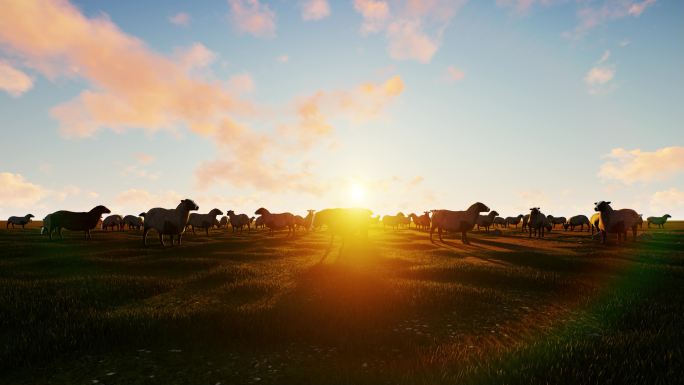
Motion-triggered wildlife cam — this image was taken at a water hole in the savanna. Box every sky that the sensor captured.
[1,0,683,220]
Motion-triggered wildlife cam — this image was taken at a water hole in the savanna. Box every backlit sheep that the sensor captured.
[102,215,124,231]
[528,207,548,238]
[563,215,591,231]
[505,215,524,228]
[312,208,372,257]
[45,205,111,240]
[476,210,499,233]
[430,202,490,244]
[647,214,672,229]
[226,210,252,233]
[187,208,223,236]
[122,213,145,230]
[546,215,567,229]
[493,216,506,228]
[408,212,431,231]
[521,214,530,231]
[254,208,295,236]
[594,201,640,244]
[6,214,34,229]
[143,199,199,246]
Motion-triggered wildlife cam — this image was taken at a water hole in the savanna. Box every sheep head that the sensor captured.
[91,205,111,215]
[530,207,541,215]
[227,210,235,216]
[469,202,490,213]
[594,201,611,212]
[517,214,524,219]
[180,199,199,211]
[27,214,35,218]
[209,208,223,216]
[255,207,270,215]
[139,212,146,217]
[490,211,499,217]
[665,214,672,218]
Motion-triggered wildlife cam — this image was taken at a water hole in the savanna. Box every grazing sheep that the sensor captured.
[45,205,111,240]
[430,202,490,244]
[102,214,124,231]
[254,208,295,236]
[476,210,500,233]
[312,208,372,257]
[505,215,524,229]
[408,212,431,231]
[40,214,51,235]
[528,207,548,238]
[563,215,591,231]
[226,210,252,233]
[143,199,199,246]
[594,201,640,244]
[6,214,34,229]
[493,217,506,228]
[122,213,145,230]
[187,208,223,236]
[647,214,672,229]
[546,215,567,229]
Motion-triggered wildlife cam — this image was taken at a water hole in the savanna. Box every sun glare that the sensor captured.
[349,183,366,203]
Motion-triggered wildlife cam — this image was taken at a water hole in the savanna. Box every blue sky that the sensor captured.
[1,0,683,219]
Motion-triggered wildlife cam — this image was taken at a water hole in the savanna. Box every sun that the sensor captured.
[349,182,366,204]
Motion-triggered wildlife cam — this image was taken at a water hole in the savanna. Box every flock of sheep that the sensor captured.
[4,200,674,249]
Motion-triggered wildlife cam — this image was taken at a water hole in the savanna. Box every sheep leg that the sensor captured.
[143,227,149,245]
[205,227,209,236]
[439,228,443,242]
[462,231,469,245]
[178,234,183,245]
[159,233,165,247]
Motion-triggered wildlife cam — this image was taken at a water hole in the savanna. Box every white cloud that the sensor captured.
[169,12,191,26]
[445,66,465,82]
[0,172,46,210]
[599,146,684,184]
[650,188,684,216]
[585,66,614,86]
[228,0,276,38]
[300,0,330,21]
[0,60,33,97]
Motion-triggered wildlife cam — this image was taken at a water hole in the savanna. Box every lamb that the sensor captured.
[476,210,499,233]
[142,199,199,246]
[505,215,524,228]
[594,201,641,244]
[45,205,111,240]
[562,215,591,231]
[6,214,34,229]
[187,208,223,236]
[408,212,431,231]
[493,216,506,228]
[647,214,672,229]
[226,210,252,233]
[102,214,124,231]
[312,208,372,257]
[122,213,145,230]
[430,202,490,244]
[546,215,567,229]
[528,207,548,238]
[254,207,295,236]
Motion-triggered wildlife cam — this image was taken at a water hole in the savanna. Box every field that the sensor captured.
[1,221,683,384]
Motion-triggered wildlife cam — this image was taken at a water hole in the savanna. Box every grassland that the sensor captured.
[1,221,683,384]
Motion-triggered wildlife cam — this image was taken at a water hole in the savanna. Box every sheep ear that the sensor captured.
[606,201,611,204]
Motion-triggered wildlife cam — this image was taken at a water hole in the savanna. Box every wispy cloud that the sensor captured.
[300,0,330,21]
[0,60,33,97]
[169,12,191,26]
[228,0,276,38]
[565,0,657,39]
[599,147,684,184]
[276,54,289,63]
[585,50,615,93]
[445,66,465,83]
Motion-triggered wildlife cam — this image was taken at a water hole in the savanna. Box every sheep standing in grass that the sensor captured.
[143,199,199,246]
[254,216,265,230]
[254,208,295,236]
[594,201,640,244]
[45,205,111,240]
[636,214,643,229]
[493,217,506,228]
[521,214,530,231]
[226,210,252,233]
[304,210,316,230]
[563,215,591,231]
[409,212,431,231]
[528,207,548,238]
[6,214,34,229]
[122,213,145,230]
[430,202,490,244]
[647,214,672,229]
[187,208,223,236]
[312,208,372,257]
[590,213,601,238]
[476,210,499,233]
[382,214,401,230]
[505,215,524,229]
[546,215,567,229]
[219,216,229,229]
[102,215,124,231]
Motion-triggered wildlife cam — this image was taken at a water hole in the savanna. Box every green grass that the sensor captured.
[0,222,682,384]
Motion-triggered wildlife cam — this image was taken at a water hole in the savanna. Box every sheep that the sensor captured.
[563,215,591,231]
[505,215,524,229]
[408,212,431,231]
[304,209,316,230]
[430,202,490,244]
[493,217,506,228]
[546,215,567,229]
[6,214,34,229]
[521,214,531,231]
[594,201,640,244]
[312,208,373,257]
[476,210,499,233]
[590,212,601,238]
[102,214,124,231]
[528,207,549,238]
[142,199,199,246]
[226,210,252,233]
[45,205,111,240]
[122,213,145,230]
[254,215,265,230]
[187,208,223,236]
[647,214,672,229]
[636,214,643,229]
[40,214,51,235]
[219,216,229,229]
[397,212,411,228]
[254,207,295,236]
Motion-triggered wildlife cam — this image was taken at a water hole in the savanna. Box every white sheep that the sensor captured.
[122,213,145,230]
[6,214,34,229]
[476,210,499,233]
[563,215,591,231]
[102,214,124,231]
[187,208,224,236]
[226,210,252,233]
[594,201,640,244]
[143,199,199,246]
[430,202,490,244]
[254,207,295,236]
[647,214,672,229]
[505,215,524,228]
